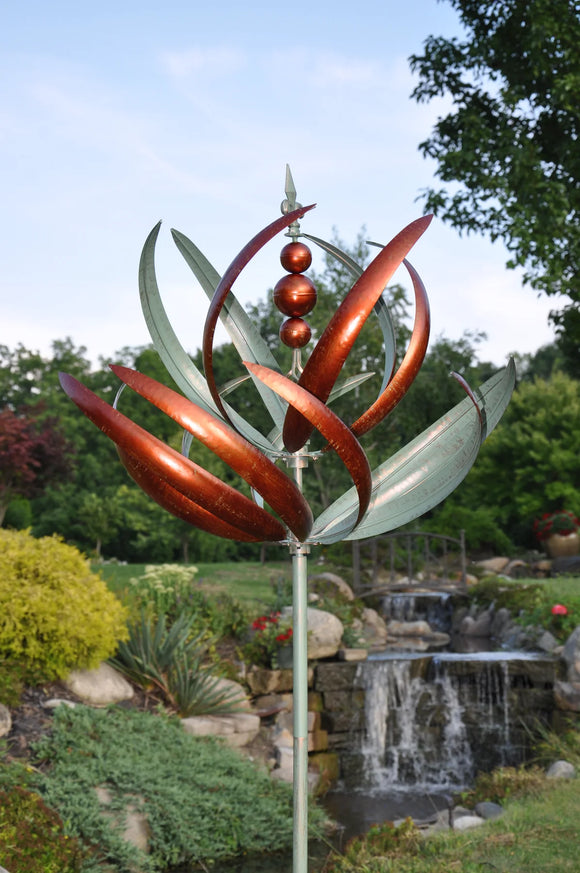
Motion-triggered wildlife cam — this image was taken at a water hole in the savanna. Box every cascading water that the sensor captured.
[381,592,454,632]
[348,651,558,794]
[358,657,474,791]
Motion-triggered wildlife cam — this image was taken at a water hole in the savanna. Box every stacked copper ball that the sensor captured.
[273,242,316,348]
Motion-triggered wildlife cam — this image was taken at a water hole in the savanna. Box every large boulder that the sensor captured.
[65,663,134,705]
[361,608,389,647]
[308,572,355,601]
[282,607,343,659]
[562,626,580,682]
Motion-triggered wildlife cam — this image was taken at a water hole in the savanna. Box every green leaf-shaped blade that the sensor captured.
[171,228,287,430]
[302,232,396,392]
[139,223,276,453]
[310,360,515,544]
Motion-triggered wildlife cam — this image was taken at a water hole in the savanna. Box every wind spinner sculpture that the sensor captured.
[60,168,515,873]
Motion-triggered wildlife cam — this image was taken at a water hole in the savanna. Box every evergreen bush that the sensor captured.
[0,529,128,680]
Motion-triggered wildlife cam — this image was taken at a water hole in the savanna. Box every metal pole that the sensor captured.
[292,542,309,873]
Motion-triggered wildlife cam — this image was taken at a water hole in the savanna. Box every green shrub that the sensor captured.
[0,529,128,680]
[34,706,325,871]
[0,785,87,873]
[325,818,420,872]
[459,765,547,807]
[109,611,242,716]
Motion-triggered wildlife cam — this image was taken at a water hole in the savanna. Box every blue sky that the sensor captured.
[1,0,557,368]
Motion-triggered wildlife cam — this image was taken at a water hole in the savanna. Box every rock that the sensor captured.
[212,677,252,711]
[460,610,493,637]
[65,663,134,705]
[546,760,576,779]
[504,559,530,578]
[96,786,149,853]
[474,801,504,820]
[453,815,485,831]
[386,620,432,638]
[361,608,389,647]
[552,556,580,576]
[181,715,235,737]
[476,557,510,574]
[553,681,580,711]
[538,630,559,653]
[309,572,355,601]
[337,648,368,662]
[308,752,340,796]
[562,626,580,682]
[491,607,513,640]
[282,607,344,659]
[43,698,77,710]
[246,667,294,695]
[181,712,261,748]
[0,704,11,737]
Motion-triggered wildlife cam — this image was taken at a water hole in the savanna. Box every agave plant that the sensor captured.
[110,611,242,717]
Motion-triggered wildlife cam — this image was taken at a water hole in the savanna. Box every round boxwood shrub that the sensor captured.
[0,529,128,680]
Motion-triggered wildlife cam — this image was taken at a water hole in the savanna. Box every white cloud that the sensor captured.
[161,47,246,79]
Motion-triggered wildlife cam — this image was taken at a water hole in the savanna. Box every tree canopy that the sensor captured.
[410,0,580,356]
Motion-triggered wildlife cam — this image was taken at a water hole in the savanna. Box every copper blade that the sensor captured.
[59,372,286,541]
[118,448,265,542]
[246,363,371,525]
[202,204,316,424]
[282,215,432,452]
[110,365,313,541]
[350,258,430,436]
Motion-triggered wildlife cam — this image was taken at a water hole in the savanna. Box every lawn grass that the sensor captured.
[328,777,580,872]
[95,560,294,610]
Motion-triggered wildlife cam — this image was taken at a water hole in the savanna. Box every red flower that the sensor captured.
[552,604,568,616]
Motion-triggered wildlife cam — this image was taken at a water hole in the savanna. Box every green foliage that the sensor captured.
[34,705,324,871]
[410,0,580,352]
[468,576,580,642]
[0,529,128,680]
[447,373,580,547]
[0,785,87,873]
[239,611,293,669]
[325,818,420,872]
[532,722,580,769]
[533,509,580,541]
[127,563,199,618]
[109,611,241,716]
[460,765,547,808]
[425,503,513,554]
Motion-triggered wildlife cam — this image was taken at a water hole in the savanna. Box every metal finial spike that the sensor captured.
[281,164,303,239]
[284,164,297,211]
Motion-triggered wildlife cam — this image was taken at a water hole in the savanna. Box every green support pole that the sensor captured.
[292,542,309,873]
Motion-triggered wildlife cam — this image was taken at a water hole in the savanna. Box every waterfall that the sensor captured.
[358,658,474,792]
[352,651,550,793]
[381,592,453,632]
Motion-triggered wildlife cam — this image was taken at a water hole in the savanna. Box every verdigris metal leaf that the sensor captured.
[171,228,287,429]
[139,223,277,453]
[310,361,515,543]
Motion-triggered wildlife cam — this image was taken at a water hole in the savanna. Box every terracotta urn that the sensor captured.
[546,532,580,558]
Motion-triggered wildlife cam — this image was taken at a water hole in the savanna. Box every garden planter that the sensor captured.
[546,532,580,558]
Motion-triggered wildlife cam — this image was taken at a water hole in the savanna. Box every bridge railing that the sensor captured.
[351,530,466,595]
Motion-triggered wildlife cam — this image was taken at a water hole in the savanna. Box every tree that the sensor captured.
[435,372,580,548]
[410,0,580,355]
[0,408,72,525]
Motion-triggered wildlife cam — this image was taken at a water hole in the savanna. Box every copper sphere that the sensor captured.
[280,317,312,348]
[273,274,317,317]
[280,241,312,274]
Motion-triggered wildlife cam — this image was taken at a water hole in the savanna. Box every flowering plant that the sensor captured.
[239,612,293,669]
[533,510,580,541]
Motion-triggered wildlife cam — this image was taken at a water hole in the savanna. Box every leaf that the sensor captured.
[171,228,288,429]
[310,360,515,543]
[139,223,277,452]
